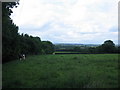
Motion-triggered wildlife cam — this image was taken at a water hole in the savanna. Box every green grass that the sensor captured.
[3,54,119,88]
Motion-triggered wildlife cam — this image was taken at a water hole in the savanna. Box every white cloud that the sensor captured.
[11,0,119,44]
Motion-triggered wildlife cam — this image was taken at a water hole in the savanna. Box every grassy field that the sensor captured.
[3,54,119,88]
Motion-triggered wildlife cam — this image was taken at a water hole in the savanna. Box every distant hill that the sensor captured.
[54,43,100,47]
[54,43,100,50]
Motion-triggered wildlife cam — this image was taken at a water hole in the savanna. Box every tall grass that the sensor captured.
[3,54,119,88]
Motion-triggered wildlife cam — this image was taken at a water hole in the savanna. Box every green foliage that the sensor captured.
[42,41,54,54]
[100,40,116,53]
[74,46,81,52]
[2,2,54,63]
[18,34,42,55]
[117,46,120,53]
[3,54,119,88]
[2,2,20,61]
[88,47,96,53]
[55,40,118,54]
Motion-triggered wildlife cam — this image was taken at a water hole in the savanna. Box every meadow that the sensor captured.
[3,54,119,88]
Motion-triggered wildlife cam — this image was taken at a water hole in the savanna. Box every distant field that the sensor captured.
[55,51,77,53]
[3,54,119,88]
[54,51,80,54]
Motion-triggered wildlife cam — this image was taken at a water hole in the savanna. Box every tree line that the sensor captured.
[2,2,54,63]
[73,40,120,54]
[2,2,119,63]
[55,40,120,54]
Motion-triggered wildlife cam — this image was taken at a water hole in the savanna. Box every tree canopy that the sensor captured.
[2,2,54,63]
[101,40,116,53]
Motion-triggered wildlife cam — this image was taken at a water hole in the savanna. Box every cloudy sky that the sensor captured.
[11,0,119,44]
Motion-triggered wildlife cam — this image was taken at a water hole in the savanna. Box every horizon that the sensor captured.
[53,42,119,45]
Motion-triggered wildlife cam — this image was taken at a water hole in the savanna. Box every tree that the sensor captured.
[41,41,54,54]
[2,2,19,62]
[74,46,81,52]
[88,47,96,53]
[101,40,116,53]
[118,46,120,53]
[19,34,42,55]
[2,1,55,63]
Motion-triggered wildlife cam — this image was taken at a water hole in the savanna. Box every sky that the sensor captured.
[11,0,119,44]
